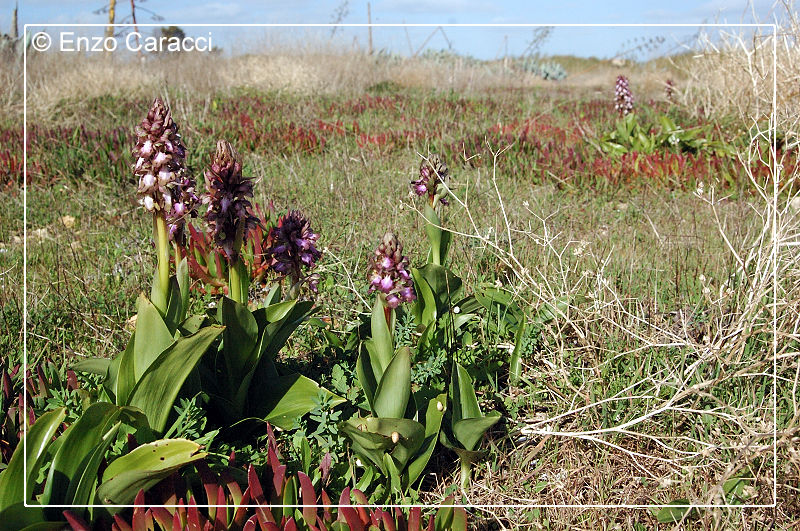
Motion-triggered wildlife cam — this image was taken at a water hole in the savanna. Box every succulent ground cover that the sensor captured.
[0,53,798,530]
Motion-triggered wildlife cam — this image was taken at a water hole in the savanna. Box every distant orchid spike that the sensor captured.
[134,97,192,220]
[665,79,675,103]
[411,153,449,206]
[202,140,258,261]
[368,232,415,308]
[263,210,322,292]
[614,75,634,116]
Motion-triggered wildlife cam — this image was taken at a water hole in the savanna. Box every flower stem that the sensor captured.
[460,458,472,490]
[153,214,170,314]
[229,257,243,304]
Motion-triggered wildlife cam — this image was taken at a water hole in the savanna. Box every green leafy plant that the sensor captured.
[440,362,501,488]
[201,290,344,432]
[0,406,205,527]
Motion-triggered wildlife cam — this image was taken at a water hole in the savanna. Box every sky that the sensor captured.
[4,1,780,60]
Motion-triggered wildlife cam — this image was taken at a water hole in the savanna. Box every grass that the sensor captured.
[2,36,799,529]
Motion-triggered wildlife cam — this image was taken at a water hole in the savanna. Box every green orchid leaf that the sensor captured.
[417,264,463,313]
[450,362,481,423]
[41,402,124,506]
[340,417,425,473]
[259,300,314,360]
[0,408,66,510]
[410,268,437,326]
[0,503,60,530]
[97,439,206,505]
[249,372,345,430]
[356,345,378,411]
[221,296,259,378]
[452,413,501,452]
[369,297,394,375]
[407,393,446,485]
[132,293,174,380]
[72,357,111,376]
[127,325,223,433]
[509,316,527,385]
[373,347,412,419]
[423,203,444,266]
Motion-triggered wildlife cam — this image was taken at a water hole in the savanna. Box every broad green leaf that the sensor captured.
[164,277,183,333]
[410,268,437,326]
[509,316,527,385]
[655,499,697,523]
[373,347,411,419]
[407,393,446,485]
[369,297,394,375]
[417,264,462,312]
[0,408,65,510]
[65,420,122,510]
[450,362,481,423]
[340,417,424,473]
[0,504,59,530]
[263,299,297,323]
[72,357,111,376]
[221,296,259,378]
[423,203,444,266]
[132,293,174,380]
[259,300,314,360]
[356,346,378,410]
[453,413,501,452]
[97,439,206,505]
[41,402,123,505]
[249,373,345,430]
[127,325,223,433]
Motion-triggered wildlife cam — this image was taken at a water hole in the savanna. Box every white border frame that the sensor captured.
[22,22,778,512]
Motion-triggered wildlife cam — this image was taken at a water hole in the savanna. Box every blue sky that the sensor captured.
[6,1,778,59]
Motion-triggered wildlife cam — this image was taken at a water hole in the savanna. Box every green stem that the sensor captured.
[460,458,472,490]
[153,214,170,314]
[229,257,242,304]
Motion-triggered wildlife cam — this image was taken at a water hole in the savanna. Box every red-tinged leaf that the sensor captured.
[393,507,406,531]
[233,487,252,528]
[321,489,333,523]
[316,515,329,531]
[267,445,286,497]
[221,468,243,506]
[337,488,364,531]
[352,489,368,506]
[248,466,274,526]
[66,369,78,391]
[284,517,298,531]
[298,471,317,524]
[370,509,382,527]
[408,507,421,531]
[319,452,332,485]
[187,495,205,531]
[132,490,148,531]
[63,510,91,531]
[2,370,11,400]
[127,433,138,452]
[172,508,183,531]
[196,461,219,522]
[214,484,227,530]
[229,450,236,466]
[152,507,173,529]
[113,514,134,531]
[381,511,396,531]
[426,515,434,531]
[243,516,258,531]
